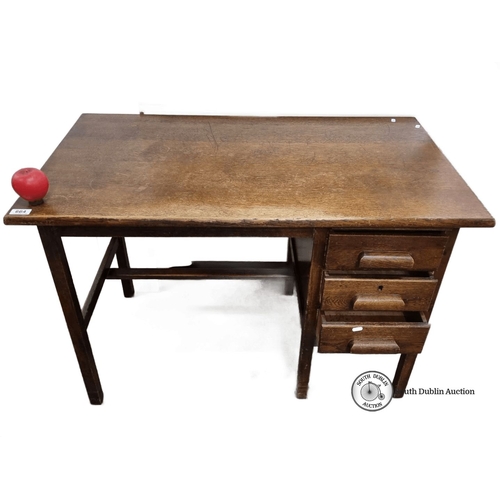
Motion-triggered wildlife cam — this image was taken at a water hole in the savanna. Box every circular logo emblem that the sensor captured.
[352,371,393,411]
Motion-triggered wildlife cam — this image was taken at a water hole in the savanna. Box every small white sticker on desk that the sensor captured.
[10,208,32,215]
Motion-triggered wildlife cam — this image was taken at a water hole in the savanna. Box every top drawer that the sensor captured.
[325,232,449,272]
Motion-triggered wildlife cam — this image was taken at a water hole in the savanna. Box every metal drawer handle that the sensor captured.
[353,294,406,311]
[359,252,415,270]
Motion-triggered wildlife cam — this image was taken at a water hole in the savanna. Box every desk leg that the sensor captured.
[284,238,295,295]
[38,227,104,405]
[295,229,328,399]
[392,354,418,398]
[115,237,135,298]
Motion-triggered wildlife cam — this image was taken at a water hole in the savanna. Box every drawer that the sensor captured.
[321,276,438,311]
[318,311,429,354]
[325,233,449,272]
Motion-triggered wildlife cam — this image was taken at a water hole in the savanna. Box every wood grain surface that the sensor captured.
[4,114,495,228]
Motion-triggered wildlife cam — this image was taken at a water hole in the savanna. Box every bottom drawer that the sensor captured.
[318,311,429,354]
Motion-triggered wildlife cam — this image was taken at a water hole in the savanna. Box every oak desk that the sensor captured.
[4,114,494,404]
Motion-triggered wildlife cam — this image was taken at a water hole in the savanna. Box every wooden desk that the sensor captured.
[4,114,495,404]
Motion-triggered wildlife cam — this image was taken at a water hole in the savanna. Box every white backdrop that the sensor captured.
[1,1,499,499]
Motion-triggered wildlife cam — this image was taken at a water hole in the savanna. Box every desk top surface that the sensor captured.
[4,114,495,229]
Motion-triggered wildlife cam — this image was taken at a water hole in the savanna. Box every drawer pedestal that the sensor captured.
[293,229,459,399]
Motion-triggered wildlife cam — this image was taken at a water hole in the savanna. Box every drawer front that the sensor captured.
[321,276,438,311]
[318,312,429,354]
[325,233,449,271]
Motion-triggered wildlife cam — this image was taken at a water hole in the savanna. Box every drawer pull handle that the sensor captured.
[353,294,406,311]
[359,252,415,270]
[350,340,401,354]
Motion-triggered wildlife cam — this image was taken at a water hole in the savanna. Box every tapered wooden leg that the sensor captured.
[284,238,295,295]
[295,230,328,398]
[115,237,135,298]
[38,227,103,405]
[393,353,418,398]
